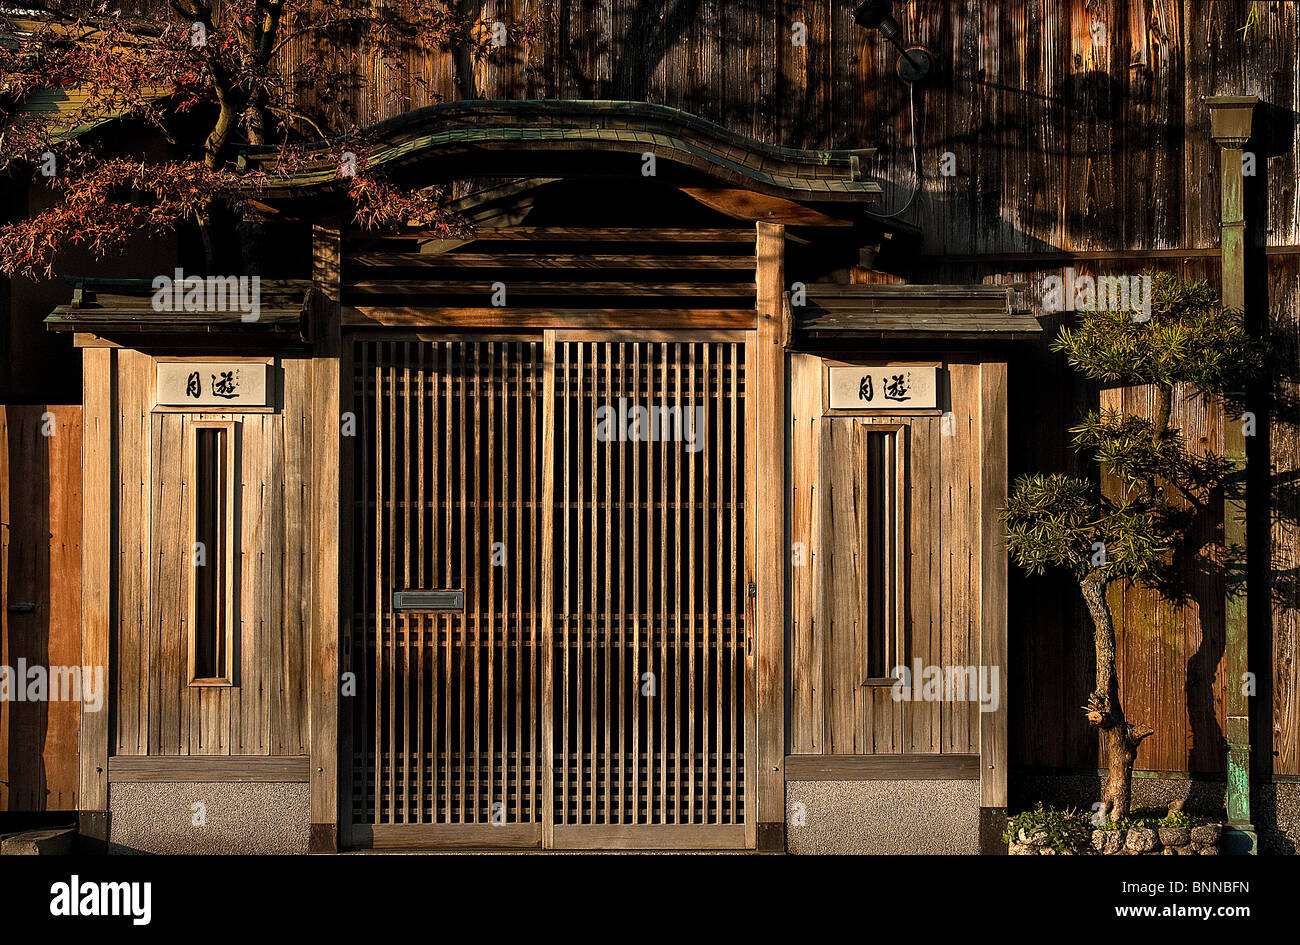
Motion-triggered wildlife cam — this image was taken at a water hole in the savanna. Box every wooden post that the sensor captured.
[1208,95,1257,855]
[79,348,113,849]
[309,221,342,852]
[754,222,787,851]
[978,360,1009,852]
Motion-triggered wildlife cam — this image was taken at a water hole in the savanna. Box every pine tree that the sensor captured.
[1001,272,1258,822]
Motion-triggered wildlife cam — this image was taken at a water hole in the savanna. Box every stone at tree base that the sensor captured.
[1162,847,1176,854]
[1125,827,1158,853]
[1189,824,1221,845]
[1158,826,1190,847]
[1020,828,1050,847]
[1092,830,1123,854]
[1176,844,1197,855]
[1008,842,1033,855]
[1199,845,1220,855]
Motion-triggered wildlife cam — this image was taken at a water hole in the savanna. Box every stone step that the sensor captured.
[1,827,76,855]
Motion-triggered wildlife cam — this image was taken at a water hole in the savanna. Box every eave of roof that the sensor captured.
[798,284,1042,339]
[242,100,882,205]
[44,278,312,339]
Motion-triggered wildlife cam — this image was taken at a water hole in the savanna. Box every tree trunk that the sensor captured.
[1078,569,1153,822]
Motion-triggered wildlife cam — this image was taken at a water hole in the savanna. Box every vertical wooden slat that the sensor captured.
[541,331,556,846]
[731,344,741,822]
[630,344,641,824]
[606,342,615,825]
[458,342,468,823]
[672,341,683,823]
[443,344,454,822]
[714,343,724,822]
[686,343,697,823]
[387,352,397,820]
[423,343,434,826]
[402,343,411,822]
[358,342,371,824]
[659,342,669,827]
[486,341,496,823]
[513,344,523,824]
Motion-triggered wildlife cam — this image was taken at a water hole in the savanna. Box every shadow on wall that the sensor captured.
[2,409,50,811]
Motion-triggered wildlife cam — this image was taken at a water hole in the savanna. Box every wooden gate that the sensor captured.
[348,335,750,848]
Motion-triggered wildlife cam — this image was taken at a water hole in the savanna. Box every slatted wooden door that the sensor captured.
[351,334,750,849]
[549,336,750,848]
[351,339,545,847]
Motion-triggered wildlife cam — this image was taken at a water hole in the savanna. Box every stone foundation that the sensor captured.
[787,779,980,854]
[108,782,309,854]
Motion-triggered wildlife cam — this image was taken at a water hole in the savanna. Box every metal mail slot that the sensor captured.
[392,590,465,611]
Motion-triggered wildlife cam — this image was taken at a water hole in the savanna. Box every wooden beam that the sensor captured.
[344,308,758,330]
[979,361,1009,809]
[345,281,758,297]
[79,347,113,847]
[108,755,311,782]
[360,824,542,849]
[352,227,758,243]
[552,825,748,850]
[347,253,756,270]
[681,188,854,227]
[309,222,342,852]
[784,753,981,781]
[754,221,787,851]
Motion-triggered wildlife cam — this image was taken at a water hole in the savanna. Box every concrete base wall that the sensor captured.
[786,780,981,854]
[108,782,309,854]
[1013,773,1300,855]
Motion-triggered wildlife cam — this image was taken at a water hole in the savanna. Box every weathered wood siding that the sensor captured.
[0,405,82,810]
[110,349,311,756]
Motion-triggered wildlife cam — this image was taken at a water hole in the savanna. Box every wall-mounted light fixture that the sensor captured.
[853,0,933,83]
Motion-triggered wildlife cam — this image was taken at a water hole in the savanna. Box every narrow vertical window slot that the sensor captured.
[861,426,903,682]
[189,420,235,685]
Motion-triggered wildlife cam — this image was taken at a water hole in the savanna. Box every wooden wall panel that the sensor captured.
[112,356,311,757]
[788,358,988,757]
[0,405,82,810]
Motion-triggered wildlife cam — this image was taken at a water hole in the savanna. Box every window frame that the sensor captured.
[187,418,238,687]
[856,421,907,687]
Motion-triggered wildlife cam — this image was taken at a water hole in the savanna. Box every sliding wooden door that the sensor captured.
[349,334,750,849]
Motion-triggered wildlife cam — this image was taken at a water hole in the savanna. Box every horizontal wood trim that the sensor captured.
[348,253,756,270]
[784,753,981,781]
[925,244,1300,264]
[551,329,753,342]
[355,227,759,242]
[344,308,759,330]
[107,755,311,782]
[346,281,758,297]
[358,824,542,849]
[550,825,749,850]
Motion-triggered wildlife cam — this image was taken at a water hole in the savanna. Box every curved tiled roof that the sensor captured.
[242,100,881,203]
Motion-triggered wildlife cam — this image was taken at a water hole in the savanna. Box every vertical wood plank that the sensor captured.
[979,361,1009,808]
[309,222,342,851]
[79,348,113,839]
[754,221,786,849]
